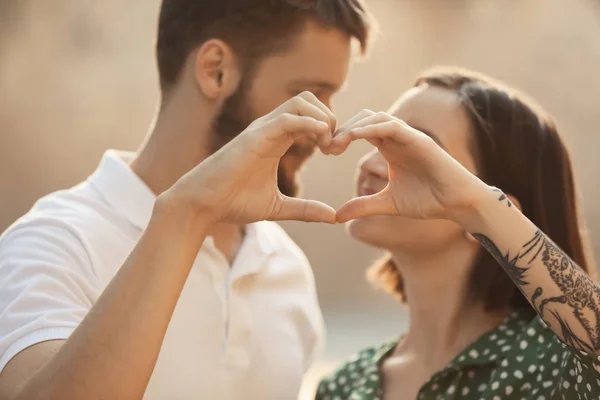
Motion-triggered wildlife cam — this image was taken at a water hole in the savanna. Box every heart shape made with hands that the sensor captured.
[204,93,485,228]
[302,112,413,225]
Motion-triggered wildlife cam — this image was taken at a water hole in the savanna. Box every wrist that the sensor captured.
[451,183,501,233]
[152,191,214,242]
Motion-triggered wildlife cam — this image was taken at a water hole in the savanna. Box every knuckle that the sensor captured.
[289,96,303,107]
[276,113,294,126]
[390,119,403,129]
[299,90,316,99]
[394,117,408,126]
[419,134,436,146]
[247,117,262,130]
[375,111,390,120]
[361,109,376,117]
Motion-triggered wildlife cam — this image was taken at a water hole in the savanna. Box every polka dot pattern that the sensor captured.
[316,310,600,399]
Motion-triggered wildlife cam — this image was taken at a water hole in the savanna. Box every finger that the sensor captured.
[334,112,394,140]
[298,91,337,133]
[327,109,375,155]
[266,94,335,152]
[275,113,330,141]
[336,192,396,223]
[253,114,328,157]
[365,137,384,149]
[282,96,334,149]
[274,196,337,223]
[330,112,395,155]
[269,95,329,126]
[333,109,376,137]
[347,120,425,147]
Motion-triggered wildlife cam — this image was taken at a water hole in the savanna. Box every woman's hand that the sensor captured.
[331,111,489,223]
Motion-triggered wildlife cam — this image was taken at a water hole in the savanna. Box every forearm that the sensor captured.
[459,186,600,354]
[16,200,210,400]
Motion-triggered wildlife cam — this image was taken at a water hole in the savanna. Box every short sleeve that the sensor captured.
[0,219,99,373]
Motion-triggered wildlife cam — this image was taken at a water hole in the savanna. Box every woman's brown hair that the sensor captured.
[369,66,596,311]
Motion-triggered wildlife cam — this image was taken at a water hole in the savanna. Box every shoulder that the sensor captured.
[0,182,127,275]
[491,310,561,361]
[1,189,90,258]
[316,341,395,398]
[518,317,600,377]
[31,181,131,232]
[6,181,114,231]
[0,186,116,373]
[495,312,600,395]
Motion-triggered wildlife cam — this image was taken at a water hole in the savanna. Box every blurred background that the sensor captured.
[2,0,600,398]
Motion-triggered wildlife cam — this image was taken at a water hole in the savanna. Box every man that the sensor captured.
[0,1,373,399]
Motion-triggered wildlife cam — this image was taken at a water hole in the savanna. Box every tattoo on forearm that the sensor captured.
[472,192,600,353]
[492,188,512,208]
[473,230,600,353]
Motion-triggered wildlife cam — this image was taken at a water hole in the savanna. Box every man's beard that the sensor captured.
[211,81,300,197]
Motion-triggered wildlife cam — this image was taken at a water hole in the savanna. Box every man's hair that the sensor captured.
[156,0,373,92]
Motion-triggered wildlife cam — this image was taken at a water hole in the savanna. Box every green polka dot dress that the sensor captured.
[316,310,600,399]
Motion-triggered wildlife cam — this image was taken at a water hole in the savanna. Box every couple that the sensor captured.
[0,1,599,400]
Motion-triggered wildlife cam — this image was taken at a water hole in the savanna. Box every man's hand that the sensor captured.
[163,91,337,225]
[1,92,338,400]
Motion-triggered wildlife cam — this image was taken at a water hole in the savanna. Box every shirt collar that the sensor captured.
[88,150,276,276]
[245,222,277,256]
[88,150,156,230]
[372,309,534,370]
[228,222,277,280]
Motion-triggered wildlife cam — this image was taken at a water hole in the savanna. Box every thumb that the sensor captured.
[273,196,337,223]
[336,192,395,223]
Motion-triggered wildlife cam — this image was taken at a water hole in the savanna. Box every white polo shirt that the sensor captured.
[0,150,324,400]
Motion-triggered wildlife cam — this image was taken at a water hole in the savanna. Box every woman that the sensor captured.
[318,67,600,399]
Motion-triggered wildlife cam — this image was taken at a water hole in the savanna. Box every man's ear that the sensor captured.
[194,39,242,100]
